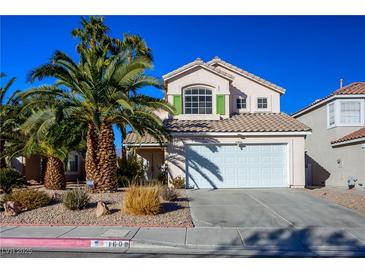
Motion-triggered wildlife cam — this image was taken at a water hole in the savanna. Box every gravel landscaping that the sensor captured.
[0,185,193,227]
[304,187,365,215]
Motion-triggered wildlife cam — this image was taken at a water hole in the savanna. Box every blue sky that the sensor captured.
[1,16,365,148]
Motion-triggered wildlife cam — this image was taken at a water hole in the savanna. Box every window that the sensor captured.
[184,88,212,114]
[327,100,364,128]
[236,98,247,109]
[257,98,268,109]
[328,102,335,126]
[66,153,79,173]
[340,101,361,124]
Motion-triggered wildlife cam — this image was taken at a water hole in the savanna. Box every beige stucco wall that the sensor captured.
[165,64,282,120]
[211,64,282,114]
[166,135,305,188]
[296,100,365,187]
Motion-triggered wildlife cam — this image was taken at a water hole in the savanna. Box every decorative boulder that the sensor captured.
[95,201,110,217]
[4,201,21,216]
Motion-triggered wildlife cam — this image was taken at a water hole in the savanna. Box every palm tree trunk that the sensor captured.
[0,139,6,168]
[94,123,117,192]
[85,123,98,181]
[44,156,66,190]
[85,123,117,192]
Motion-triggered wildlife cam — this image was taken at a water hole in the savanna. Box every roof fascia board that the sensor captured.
[331,137,365,147]
[170,131,311,137]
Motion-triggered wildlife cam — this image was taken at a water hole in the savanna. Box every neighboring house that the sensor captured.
[11,151,85,182]
[124,57,311,189]
[292,82,365,187]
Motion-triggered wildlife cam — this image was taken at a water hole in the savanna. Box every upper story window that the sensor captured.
[327,99,364,128]
[184,88,212,114]
[236,98,247,109]
[257,98,268,109]
[340,101,361,124]
[328,102,335,126]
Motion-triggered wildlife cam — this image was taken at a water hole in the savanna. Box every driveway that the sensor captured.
[187,188,365,254]
[187,188,365,228]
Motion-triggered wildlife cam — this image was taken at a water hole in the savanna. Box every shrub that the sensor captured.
[0,168,27,194]
[63,188,90,210]
[159,185,178,201]
[170,176,185,189]
[117,157,146,182]
[2,189,50,210]
[157,164,168,184]
[123,185,160,215]
[118,175,130,188]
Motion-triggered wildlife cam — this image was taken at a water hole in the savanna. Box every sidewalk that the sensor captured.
[1,225,365,257]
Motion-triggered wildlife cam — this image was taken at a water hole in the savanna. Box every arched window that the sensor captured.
[184,87,212,114]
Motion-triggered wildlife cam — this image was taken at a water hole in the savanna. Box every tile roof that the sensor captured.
[164,113,311,133]
[124,132,168,146]
[206,57,286,93]
[331,127,365,145]
[292,82,365,117]
[162,58,234,81]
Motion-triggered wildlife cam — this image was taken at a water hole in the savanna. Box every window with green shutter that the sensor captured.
[216,95,225,115]
[173,95,182,115]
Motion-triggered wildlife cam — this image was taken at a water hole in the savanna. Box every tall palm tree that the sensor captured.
[22,17,174,192]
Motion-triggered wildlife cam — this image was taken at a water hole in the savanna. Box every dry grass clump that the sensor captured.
[123,185,160,215]
[2,189,50,210]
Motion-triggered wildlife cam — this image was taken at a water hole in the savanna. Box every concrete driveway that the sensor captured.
[187,188,365,228]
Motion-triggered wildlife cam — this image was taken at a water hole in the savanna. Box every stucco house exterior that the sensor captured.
[124,57,311,189]
[11,151,85,182]
[292,82,365,187]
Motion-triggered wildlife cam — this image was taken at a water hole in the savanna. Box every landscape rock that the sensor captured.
[4,201,21,216]
[52,192,62,201]
[95,201,110,217]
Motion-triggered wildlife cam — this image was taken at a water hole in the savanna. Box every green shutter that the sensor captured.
[216,95,225,115]
[173,95,182,115]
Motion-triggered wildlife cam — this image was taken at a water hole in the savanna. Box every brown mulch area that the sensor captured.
[0,184,193,227]
[304,187,365,215]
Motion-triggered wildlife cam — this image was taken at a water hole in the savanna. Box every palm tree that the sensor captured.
[22,17,174,192]
[0,73,22,168]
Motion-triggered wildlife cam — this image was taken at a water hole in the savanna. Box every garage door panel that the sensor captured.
[186,144,288,189]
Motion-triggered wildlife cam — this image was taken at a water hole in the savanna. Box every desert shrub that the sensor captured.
[117,157,146,182]
[2,189,50,210]
[170,176,185,189]
[123,185,160,215]
[156,164,168,184]
[63,188,90,210]
[118,175,130,188]
[0,168,27,194]
[159,185,178,201]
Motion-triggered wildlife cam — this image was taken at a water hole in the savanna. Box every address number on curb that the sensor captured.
[90,240,130,248]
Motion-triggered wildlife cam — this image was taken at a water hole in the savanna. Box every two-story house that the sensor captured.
[124,57,311,189]
[293,82,365,187]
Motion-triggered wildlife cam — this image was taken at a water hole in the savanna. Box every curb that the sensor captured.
[0,237,131,249]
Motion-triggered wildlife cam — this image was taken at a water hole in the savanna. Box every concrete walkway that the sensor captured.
[1,225,365,257]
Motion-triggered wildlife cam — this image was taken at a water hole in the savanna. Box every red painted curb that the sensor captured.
[0,223,193,228]
[0,237,130,249]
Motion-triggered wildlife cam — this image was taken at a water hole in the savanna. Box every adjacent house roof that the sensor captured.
[292,82,365,117]
[164,113,311,133]
[124,132,168,146]
[331,127,365,146]
[206,56,286,94]
[162,58,234,81]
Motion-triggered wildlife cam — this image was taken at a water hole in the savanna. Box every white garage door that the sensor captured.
[186,144,288,189]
